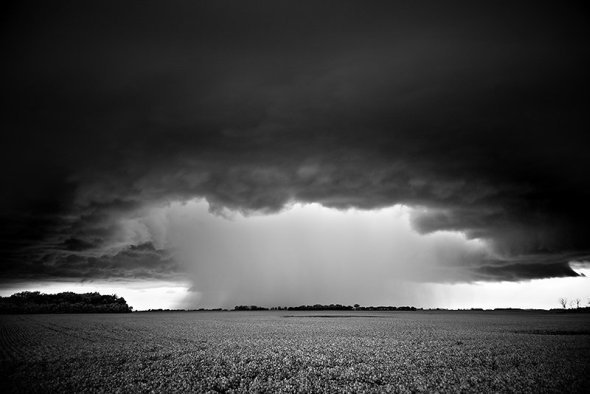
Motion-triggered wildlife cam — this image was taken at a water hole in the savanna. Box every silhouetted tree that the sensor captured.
[574,298,581,309]
[559,297,568,309]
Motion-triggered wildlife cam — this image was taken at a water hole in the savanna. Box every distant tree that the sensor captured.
[569,300,576,309]
[559,297,568,309]
[574,298,581,309]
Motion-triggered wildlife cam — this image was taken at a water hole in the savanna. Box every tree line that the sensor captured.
[234,304,418,311]
[0,291,133,314]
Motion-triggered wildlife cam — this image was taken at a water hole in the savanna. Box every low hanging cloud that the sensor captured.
[1,2,589,297]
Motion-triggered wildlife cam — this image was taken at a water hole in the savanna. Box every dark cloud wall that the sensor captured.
[1,1,589,283]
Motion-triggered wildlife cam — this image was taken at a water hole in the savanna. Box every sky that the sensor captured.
[1,1,589,310]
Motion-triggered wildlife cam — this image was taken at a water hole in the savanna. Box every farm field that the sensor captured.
[0,311,589,393]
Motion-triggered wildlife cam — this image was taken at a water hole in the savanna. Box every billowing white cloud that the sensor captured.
[115,199,491,308]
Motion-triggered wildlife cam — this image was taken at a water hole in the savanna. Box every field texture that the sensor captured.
[1,311,589,393]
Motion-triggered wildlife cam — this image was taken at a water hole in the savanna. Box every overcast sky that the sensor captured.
[2,2,589,309]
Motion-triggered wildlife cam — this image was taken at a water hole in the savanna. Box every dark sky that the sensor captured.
[2,1,589,287]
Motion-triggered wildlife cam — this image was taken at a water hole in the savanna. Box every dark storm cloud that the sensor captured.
[0,242,179,282]
[475,253,589,282]
[1,1,589,282]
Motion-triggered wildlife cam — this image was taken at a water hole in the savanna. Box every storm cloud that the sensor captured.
[2,1,589,291]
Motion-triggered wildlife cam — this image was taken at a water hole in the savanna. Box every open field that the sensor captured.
[1,311,588,393]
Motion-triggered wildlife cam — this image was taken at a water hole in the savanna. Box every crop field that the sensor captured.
[0,311,589,393]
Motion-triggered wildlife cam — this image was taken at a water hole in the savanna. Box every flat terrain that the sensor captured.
[1,311,588,393]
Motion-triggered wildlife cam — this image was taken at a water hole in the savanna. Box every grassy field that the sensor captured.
[1,311,588,393]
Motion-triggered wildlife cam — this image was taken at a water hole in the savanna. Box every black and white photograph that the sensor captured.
[1,1,589,392]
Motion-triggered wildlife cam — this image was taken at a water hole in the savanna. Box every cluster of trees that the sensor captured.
[558,297,589,309]
[0,291,133,314]
[235,304,419,311]
[234,305,269,311]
